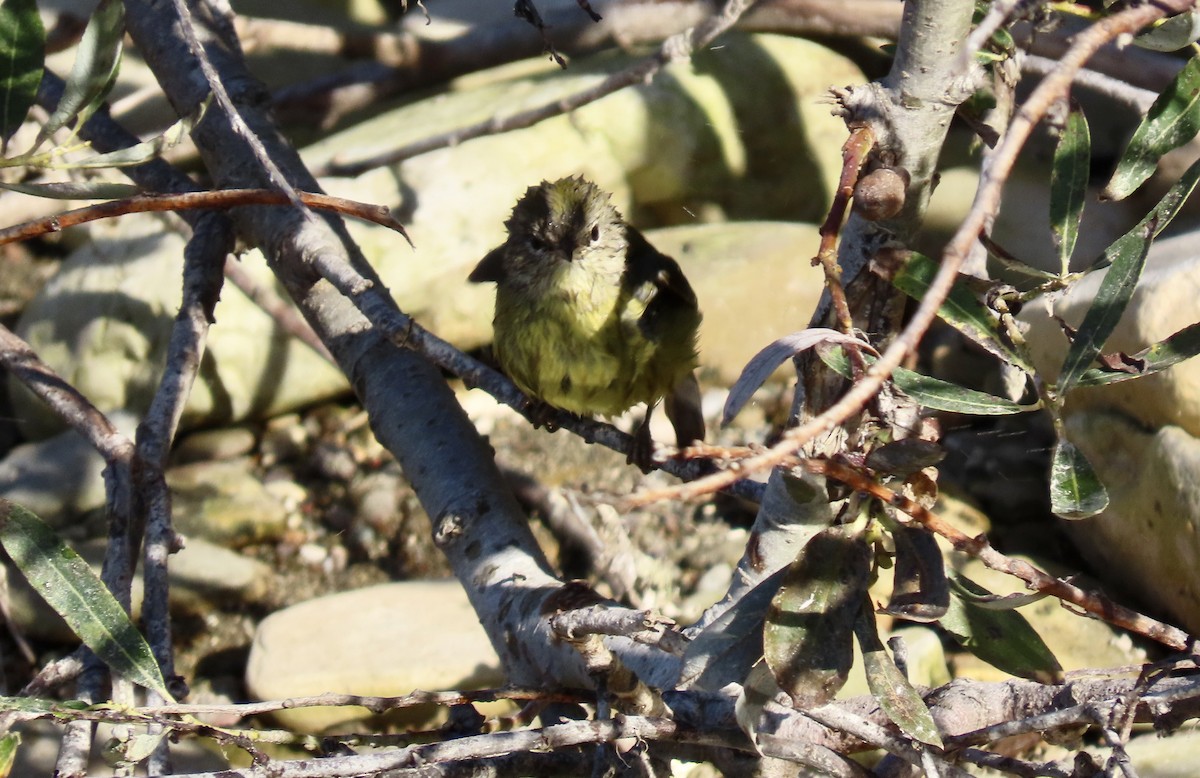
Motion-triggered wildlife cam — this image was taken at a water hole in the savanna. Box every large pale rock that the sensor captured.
[245,581,503,733]
[11,216,347,440]
[1060,410,1200,635]
[167,458,290,547]
[1020,231,1200,437]
[0,410,138,526]
[648,222,824,384]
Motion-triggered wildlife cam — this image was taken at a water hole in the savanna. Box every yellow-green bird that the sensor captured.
[469,176,704,463]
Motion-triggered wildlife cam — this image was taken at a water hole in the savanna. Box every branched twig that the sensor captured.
[549,605,689,656]
[817,125,875,341]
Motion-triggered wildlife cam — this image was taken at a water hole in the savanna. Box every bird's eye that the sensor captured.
[589,224,600,243]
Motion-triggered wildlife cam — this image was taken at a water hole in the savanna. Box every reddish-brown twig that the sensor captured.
[0,188,411,247]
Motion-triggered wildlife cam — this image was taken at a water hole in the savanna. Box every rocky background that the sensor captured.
[3,0,1200,774]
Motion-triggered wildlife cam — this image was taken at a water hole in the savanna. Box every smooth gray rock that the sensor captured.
[245,581,503,733]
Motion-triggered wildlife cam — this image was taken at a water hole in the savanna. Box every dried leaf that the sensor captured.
[723,329,873,426]
[1076,320,1200,387]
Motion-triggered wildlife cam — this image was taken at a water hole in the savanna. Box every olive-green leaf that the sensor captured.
[763,527,870,707]
[1104,54,1200,201]
[1088,152,1200,277]
[891,252,1034,373]
[39,0,124,142]
[819,346,1037,416]
[1050,103,1089,276]
[1076,320,1200,387]
[0,695,72,713]
[0,179,140,199]
[0,0,44,146]
[854,604,942,748]
[1134,10,1200,52]
[0,731,17,778]
[1049,437,1109,519]
[941,574,1063,684]
[0,501,171,699]
[1057,222,1154,395]
[63,95,208,170]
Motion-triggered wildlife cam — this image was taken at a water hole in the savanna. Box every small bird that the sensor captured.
[469,176,704,466]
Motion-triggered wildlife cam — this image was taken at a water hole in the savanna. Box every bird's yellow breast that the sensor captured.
[491,273,673,417]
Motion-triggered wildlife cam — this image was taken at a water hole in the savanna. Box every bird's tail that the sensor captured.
[664,372,705,449]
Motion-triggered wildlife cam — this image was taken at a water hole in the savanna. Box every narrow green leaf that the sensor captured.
[947,575,1049,610]
[0,501,171,699]
[941,574,1063,684]
[891,252,1034,373]
[819,346,1038,416]
[64,95,208,170]
[1089,154,1200,277]
[0,0,44,145]
[1077,320,1200,387]
[1058,223,1154,394]
[1050,104,1090,276]
[1104,55,1200,201]
[0,731,17,778]
[1049,438,1109,519]
[763,527,870,707]
[40,0,124,142]
[0,695,72,713]
[854,604,942,748]
[1134,10,1200,52]
[0,179,140,199]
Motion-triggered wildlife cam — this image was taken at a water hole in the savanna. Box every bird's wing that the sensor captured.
[622,225,698,313]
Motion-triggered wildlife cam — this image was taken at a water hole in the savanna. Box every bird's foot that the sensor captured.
[627,414,658,474]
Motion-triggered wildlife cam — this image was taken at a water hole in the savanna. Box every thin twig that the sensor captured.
[0,188,410,246]
[171,0,302,207]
